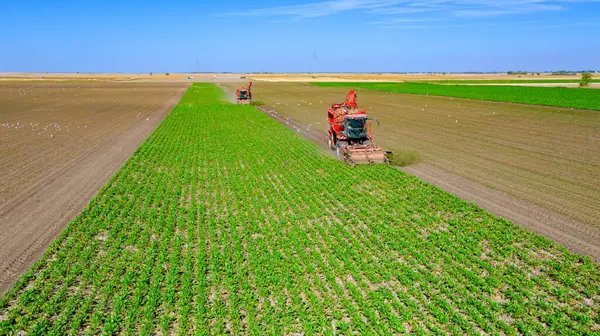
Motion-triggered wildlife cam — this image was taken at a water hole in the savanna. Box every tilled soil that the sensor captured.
[231,82,600,261]
[0,82,188,294]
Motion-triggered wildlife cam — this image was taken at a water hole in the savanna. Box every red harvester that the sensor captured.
[327,90,390,165]
[236,81,252,104]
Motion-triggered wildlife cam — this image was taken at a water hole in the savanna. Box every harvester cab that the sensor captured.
[343,115,368,140]
[238,89,249,100]
[327,91,389,165]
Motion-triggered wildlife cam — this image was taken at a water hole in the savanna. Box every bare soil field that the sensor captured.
[222,81,600,259]
[4,72,597,84]
[0,73,236,83]
[0,82,188,293]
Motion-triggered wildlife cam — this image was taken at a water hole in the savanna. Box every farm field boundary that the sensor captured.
[1,83,598,335]
[0,83,189,294]
[313,82,600,110]
[256,105,600,260]
[234,81,600,231]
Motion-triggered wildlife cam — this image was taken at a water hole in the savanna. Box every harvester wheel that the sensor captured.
[328,134,335,150]
[335,141,347,159]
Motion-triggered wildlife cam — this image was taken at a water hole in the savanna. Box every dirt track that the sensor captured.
[0,82,188,294]
[240,83,600,261]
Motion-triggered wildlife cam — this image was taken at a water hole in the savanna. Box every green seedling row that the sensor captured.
[313,82,600,111]
[1,83,598,335]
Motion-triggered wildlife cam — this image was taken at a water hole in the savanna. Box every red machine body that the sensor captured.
[327,90,368,142]
[236,81,252,104]
[327,90,388,165]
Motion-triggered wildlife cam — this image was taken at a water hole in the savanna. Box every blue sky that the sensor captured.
[1,0,599,72]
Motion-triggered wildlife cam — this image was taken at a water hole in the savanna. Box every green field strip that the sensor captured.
[420,79,600,84]
[1,83,598,334]
[313,82,600,111]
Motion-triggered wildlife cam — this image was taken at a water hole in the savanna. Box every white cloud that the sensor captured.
[223,0,409,18]
[454,3,564,17]
[368,6,442,15]
[223,0,598,22]
[370,17,436,24]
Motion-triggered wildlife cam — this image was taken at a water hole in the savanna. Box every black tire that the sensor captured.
[328,133,337,150]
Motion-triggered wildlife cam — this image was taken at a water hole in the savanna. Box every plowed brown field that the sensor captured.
[222,81,600,260]
[0,82,188,293]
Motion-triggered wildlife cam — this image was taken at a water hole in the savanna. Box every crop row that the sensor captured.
[0,84,598,335]
[313,82,600,111]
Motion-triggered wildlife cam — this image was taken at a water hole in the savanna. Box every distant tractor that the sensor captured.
[236,81,252,104]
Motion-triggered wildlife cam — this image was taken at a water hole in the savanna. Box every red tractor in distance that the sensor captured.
[327,90,389,165]
[236,81,252,104]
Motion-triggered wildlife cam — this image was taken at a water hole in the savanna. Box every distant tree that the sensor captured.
[149,72,153,76]
[552,71,575,76]
[580,72,592,87]
[165,72,170,76]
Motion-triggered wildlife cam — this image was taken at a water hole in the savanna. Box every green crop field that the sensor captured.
[1,84,598,335]
[420,79,600,84]
[313,82,600,111]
